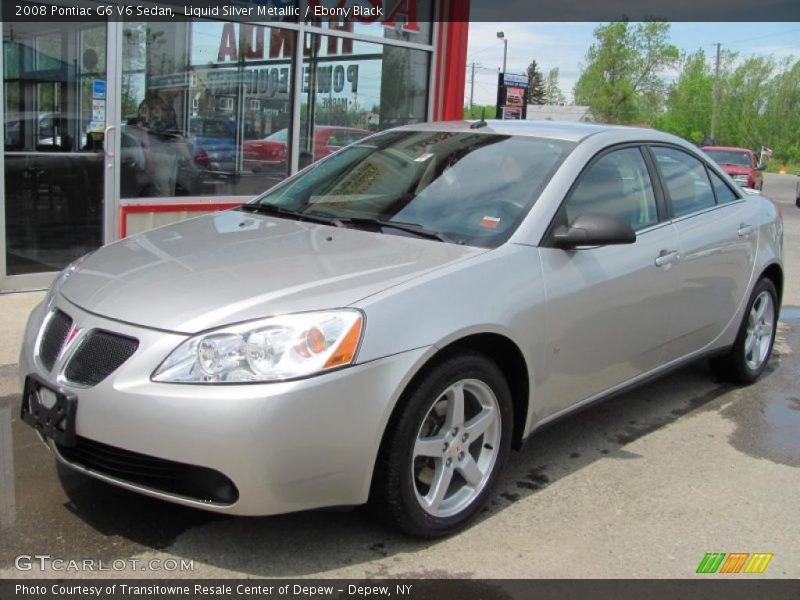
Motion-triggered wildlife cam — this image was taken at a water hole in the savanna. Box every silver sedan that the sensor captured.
[19,120,783,537]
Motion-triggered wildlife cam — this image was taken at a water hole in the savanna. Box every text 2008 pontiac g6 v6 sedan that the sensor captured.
[20,120,783,537]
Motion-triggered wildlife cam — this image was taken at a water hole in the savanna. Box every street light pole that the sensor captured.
[497,32,508,74]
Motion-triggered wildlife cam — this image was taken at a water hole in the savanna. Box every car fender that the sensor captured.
[354,243,546,439]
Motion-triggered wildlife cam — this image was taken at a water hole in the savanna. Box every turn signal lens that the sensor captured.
[324,317,363,369]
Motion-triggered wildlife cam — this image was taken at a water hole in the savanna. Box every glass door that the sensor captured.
[1,18,112,290]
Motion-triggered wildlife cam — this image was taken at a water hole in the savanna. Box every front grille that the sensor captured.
[39,310,73,371]
[56,436,239,505]
[64,330,139,386]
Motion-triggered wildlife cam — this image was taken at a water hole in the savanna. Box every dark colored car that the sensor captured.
[243,126,371,171]
[702,146,766,191]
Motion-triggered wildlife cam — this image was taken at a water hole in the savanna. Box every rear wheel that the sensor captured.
[710,278,778,383]
[371,352,512,538]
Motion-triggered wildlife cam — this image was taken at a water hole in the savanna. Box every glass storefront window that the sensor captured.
[120,20,296,199]
[3,20,106,275]
[301,33,429,167]
[1,11,438,284]
[119,20,432,201]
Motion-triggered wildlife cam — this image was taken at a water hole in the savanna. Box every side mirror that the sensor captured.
[756,162,767,171]
[552,213,636,249]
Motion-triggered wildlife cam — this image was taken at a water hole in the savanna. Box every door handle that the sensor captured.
[654,250,679,268]
[738,224,755,237]
[103,125,116,159]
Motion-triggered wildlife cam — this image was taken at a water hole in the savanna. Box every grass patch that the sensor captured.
[764,161,800,175]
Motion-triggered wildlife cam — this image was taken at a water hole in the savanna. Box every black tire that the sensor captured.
[710,278,778,384]
[370,351,513,538]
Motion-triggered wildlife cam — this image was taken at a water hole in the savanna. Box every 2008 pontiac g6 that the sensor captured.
[20,121,783,537]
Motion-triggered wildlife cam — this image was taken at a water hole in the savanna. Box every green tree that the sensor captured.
[716,55,775,151]
[526,59,546,105]
[651,50,715,144]
[653,48,799,166]
[574,21,679,124]
[543,67,567,105]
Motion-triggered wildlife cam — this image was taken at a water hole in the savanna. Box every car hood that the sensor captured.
[60,211,484,333]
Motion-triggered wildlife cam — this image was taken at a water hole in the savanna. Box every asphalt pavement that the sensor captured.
[1,172,798,578]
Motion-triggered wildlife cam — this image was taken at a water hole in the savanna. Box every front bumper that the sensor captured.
[20,296,430,515]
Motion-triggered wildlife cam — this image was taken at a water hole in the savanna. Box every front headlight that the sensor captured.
[732,174,749,183]
[152,310,364,384]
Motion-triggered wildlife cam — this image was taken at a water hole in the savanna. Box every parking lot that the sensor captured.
[1,172,798,579]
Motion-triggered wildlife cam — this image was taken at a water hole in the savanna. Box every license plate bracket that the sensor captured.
[21,374,78,447]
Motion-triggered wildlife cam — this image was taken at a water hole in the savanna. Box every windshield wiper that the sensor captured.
[338,216,454,243]
[239,203,344,227]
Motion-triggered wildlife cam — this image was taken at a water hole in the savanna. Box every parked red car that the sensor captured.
[701,146,766,191]
[244,126,371,171]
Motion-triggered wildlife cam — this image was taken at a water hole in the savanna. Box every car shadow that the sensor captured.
[46,352,779,578]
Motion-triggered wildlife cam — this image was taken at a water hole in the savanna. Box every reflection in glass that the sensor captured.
[252,131,574,248]
[121,21,296,198]
[301,34,430,167]
[3,21,105,275]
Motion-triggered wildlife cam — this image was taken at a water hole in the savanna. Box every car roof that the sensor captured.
[394,119,684,144]
[701,145,754,153]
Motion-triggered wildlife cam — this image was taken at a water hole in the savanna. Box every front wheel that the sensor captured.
[710,278,778,383]
[371,352,513,538]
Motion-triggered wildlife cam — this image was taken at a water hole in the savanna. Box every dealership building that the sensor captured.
[0,1,468,291]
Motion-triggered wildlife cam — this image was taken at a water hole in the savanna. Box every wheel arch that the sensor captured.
[760,262,783,306]
[377,332,531,459]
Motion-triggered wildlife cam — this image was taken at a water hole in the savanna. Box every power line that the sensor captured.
[714,27,800,48]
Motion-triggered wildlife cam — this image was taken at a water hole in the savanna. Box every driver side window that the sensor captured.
[566,147,659,232]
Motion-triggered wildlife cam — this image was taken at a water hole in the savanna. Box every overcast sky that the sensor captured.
[465,22,800,106]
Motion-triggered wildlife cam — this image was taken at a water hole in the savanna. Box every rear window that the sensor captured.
[653,147,716,218]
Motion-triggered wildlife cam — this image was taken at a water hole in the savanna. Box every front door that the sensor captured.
[537,146,680,419]
[1,18,114,291]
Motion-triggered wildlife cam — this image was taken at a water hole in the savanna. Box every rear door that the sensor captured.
[538,146,681,418]
[649,145,758,362]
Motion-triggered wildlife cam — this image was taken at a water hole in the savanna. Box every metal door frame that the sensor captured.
[0,19,121,292]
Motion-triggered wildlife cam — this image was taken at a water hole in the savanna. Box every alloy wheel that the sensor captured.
[744,290,775,371]
[411,379,502,518]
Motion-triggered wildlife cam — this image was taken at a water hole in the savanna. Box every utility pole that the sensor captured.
[469,62,477,110]
[711,42,721,143]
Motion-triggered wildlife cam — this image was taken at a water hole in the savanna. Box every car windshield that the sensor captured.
[246,130,574,248]
[704,149,752,167]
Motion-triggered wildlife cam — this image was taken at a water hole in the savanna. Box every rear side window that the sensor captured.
[652,147,716,218]
[708,169,740,204]
[566,147,659,231]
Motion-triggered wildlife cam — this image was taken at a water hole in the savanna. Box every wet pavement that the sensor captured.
[0,173,798,578]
